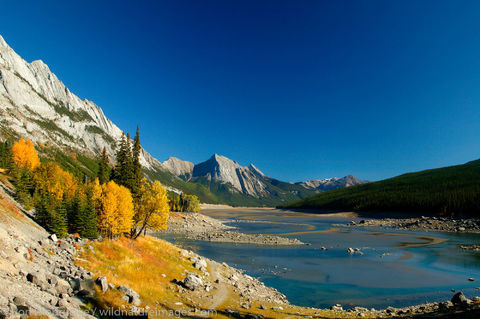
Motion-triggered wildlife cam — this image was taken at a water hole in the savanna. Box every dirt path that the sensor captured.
[207,261,229,311]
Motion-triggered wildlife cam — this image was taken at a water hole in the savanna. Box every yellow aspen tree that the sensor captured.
[11,138,40,170]
[89,178,102,210]
[131,179,170,239]
[98,181,134,238]
[33,162,77,200]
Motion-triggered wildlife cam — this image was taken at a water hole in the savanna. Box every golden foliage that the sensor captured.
[132,179,170,238]
[11,138,40,171]
[33,162,78,200]
[97,181,134,237]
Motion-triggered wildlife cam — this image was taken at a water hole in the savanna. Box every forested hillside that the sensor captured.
[280,160,480,217]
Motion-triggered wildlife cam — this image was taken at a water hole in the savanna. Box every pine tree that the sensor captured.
[52,200,68,238]
[69,190,85,233]
[98,147,110,184]
[124,133,135,191]
[131,125,142,199]
[81,199,98,239]
[113,133,128,186]
[0,141,13,170]
[34,193,54,229]
[76,189,98,239]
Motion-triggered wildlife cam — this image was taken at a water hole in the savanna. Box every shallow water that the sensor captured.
[156,209,480,309]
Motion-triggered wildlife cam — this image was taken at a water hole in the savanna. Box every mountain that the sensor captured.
[280,160,480,217]
[0,34,219,199]
[0,34,158,169]
[162,157,194,180]
[0,33,361,207]
[192,154,269,197]
[297,175,367,191]
[162,153,367,206]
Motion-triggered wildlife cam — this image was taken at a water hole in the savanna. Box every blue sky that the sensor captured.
[1,1,479,182]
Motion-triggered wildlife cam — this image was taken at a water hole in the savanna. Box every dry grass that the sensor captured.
[76,236,381,318]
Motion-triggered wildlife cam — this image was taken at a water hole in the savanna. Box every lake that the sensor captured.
[156,208,480,309]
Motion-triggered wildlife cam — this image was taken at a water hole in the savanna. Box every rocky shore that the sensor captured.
[159,212,306,245]
[344,216,480,233]
[189,230,305,245]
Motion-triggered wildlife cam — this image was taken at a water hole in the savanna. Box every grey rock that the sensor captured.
[26,271,47,289]
[182,274,204,291]
[96,276,108,292]
[118,285,141,305]
[56,278,72,295]
[12,296,27,306]
[70,278,95,293]
[452,292,468,306]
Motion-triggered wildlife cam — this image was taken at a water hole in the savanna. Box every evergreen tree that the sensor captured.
[98,147,110,184]
[113,133,128,186]
[0,141,13,170]
[76,190,98,239]
[131,125,142,199]
[69,191,85,233]
[124,133,135,191]
[52,200,68,238]
[34,193,54,229]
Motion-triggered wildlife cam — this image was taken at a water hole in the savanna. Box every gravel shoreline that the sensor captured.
[343,216,480,233]
[159,212,306,245]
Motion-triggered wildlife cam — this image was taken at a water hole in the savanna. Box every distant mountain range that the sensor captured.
[281,160,480,217]
[161,155,366,205]
[0,34,365,206]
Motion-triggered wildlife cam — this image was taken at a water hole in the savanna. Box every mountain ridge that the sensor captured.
[0,33,363,206]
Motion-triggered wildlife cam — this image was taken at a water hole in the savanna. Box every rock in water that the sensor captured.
[451,292,468,305]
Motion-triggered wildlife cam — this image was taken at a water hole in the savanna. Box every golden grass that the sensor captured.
[76,235,384,318]
[77,236,206,316]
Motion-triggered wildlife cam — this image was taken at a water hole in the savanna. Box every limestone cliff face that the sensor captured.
[192,154,270,197]
[162,157,194,180]
[0,34,164,172]
[298,175,366,191]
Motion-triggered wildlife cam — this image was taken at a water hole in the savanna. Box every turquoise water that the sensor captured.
[156,209,480,309]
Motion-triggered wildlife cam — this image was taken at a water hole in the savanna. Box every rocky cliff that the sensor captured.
[192,154,270,197]
[0,34,165,173]
[162,157,194,180]
[298,175,367,191]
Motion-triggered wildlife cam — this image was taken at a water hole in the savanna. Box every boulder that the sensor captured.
[193,259,208,271]
[70,278,95,296]
[96,276,109,292]
[26,271,48,289]
[330,304,343,311]
[55,278,72,295]
[452,292,468,306]
[12,296,27,307]
[118,285,141,306]
[347,248,354,254]
[49,234,58,242]
[182,274,204,291]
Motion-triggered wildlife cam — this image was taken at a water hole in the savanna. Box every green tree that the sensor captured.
[113,133,128,186]
[131,125,142,199]
[52,199,68,238]
[98,147,110,184]
[34,193,55,229]
[0,141,13,170]
[76,190,98,239]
